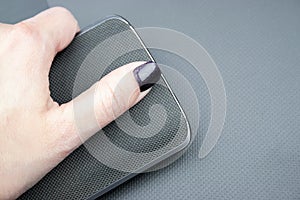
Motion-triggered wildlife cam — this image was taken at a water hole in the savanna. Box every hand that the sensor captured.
[0,7,160,199]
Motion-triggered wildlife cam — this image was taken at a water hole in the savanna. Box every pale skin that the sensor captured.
[0,7,150,199]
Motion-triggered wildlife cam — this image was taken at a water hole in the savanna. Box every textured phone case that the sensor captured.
[19,16,189,200]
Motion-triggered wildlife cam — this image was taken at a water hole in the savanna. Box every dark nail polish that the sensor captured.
[133,61,161,92]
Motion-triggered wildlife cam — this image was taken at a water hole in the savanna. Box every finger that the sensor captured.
[52,61,161,149]
[17,7,79,57]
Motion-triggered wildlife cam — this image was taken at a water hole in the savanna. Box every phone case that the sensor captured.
[19,16,190,200]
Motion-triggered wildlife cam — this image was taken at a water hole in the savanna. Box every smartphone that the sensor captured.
[19,16,190,200]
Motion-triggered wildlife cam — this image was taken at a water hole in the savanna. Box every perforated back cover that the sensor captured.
[19,16,189,200]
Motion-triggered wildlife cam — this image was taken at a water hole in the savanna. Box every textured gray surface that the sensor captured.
[0,0,47,24]
[2,0,300,199]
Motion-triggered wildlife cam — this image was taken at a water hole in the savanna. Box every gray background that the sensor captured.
[1,0,300,199]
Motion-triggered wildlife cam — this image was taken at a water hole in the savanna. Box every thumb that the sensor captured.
[53,61,161,148]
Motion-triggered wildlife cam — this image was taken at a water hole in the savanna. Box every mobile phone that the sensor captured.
[19,16,190,200]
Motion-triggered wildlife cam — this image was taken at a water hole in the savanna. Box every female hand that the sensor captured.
[0,7,160,199]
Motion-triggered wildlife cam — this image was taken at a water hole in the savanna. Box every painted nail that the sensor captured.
[133,61,161,92]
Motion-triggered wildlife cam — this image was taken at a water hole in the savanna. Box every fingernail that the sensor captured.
[133,61,161,92]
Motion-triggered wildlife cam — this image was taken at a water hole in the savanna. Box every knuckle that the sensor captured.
[13,22,35,38]
[12,22,42,45]
[98,81,121,121]
[45,110,80,160]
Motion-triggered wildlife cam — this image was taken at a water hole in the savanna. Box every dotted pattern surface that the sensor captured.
[19,17,188,200]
